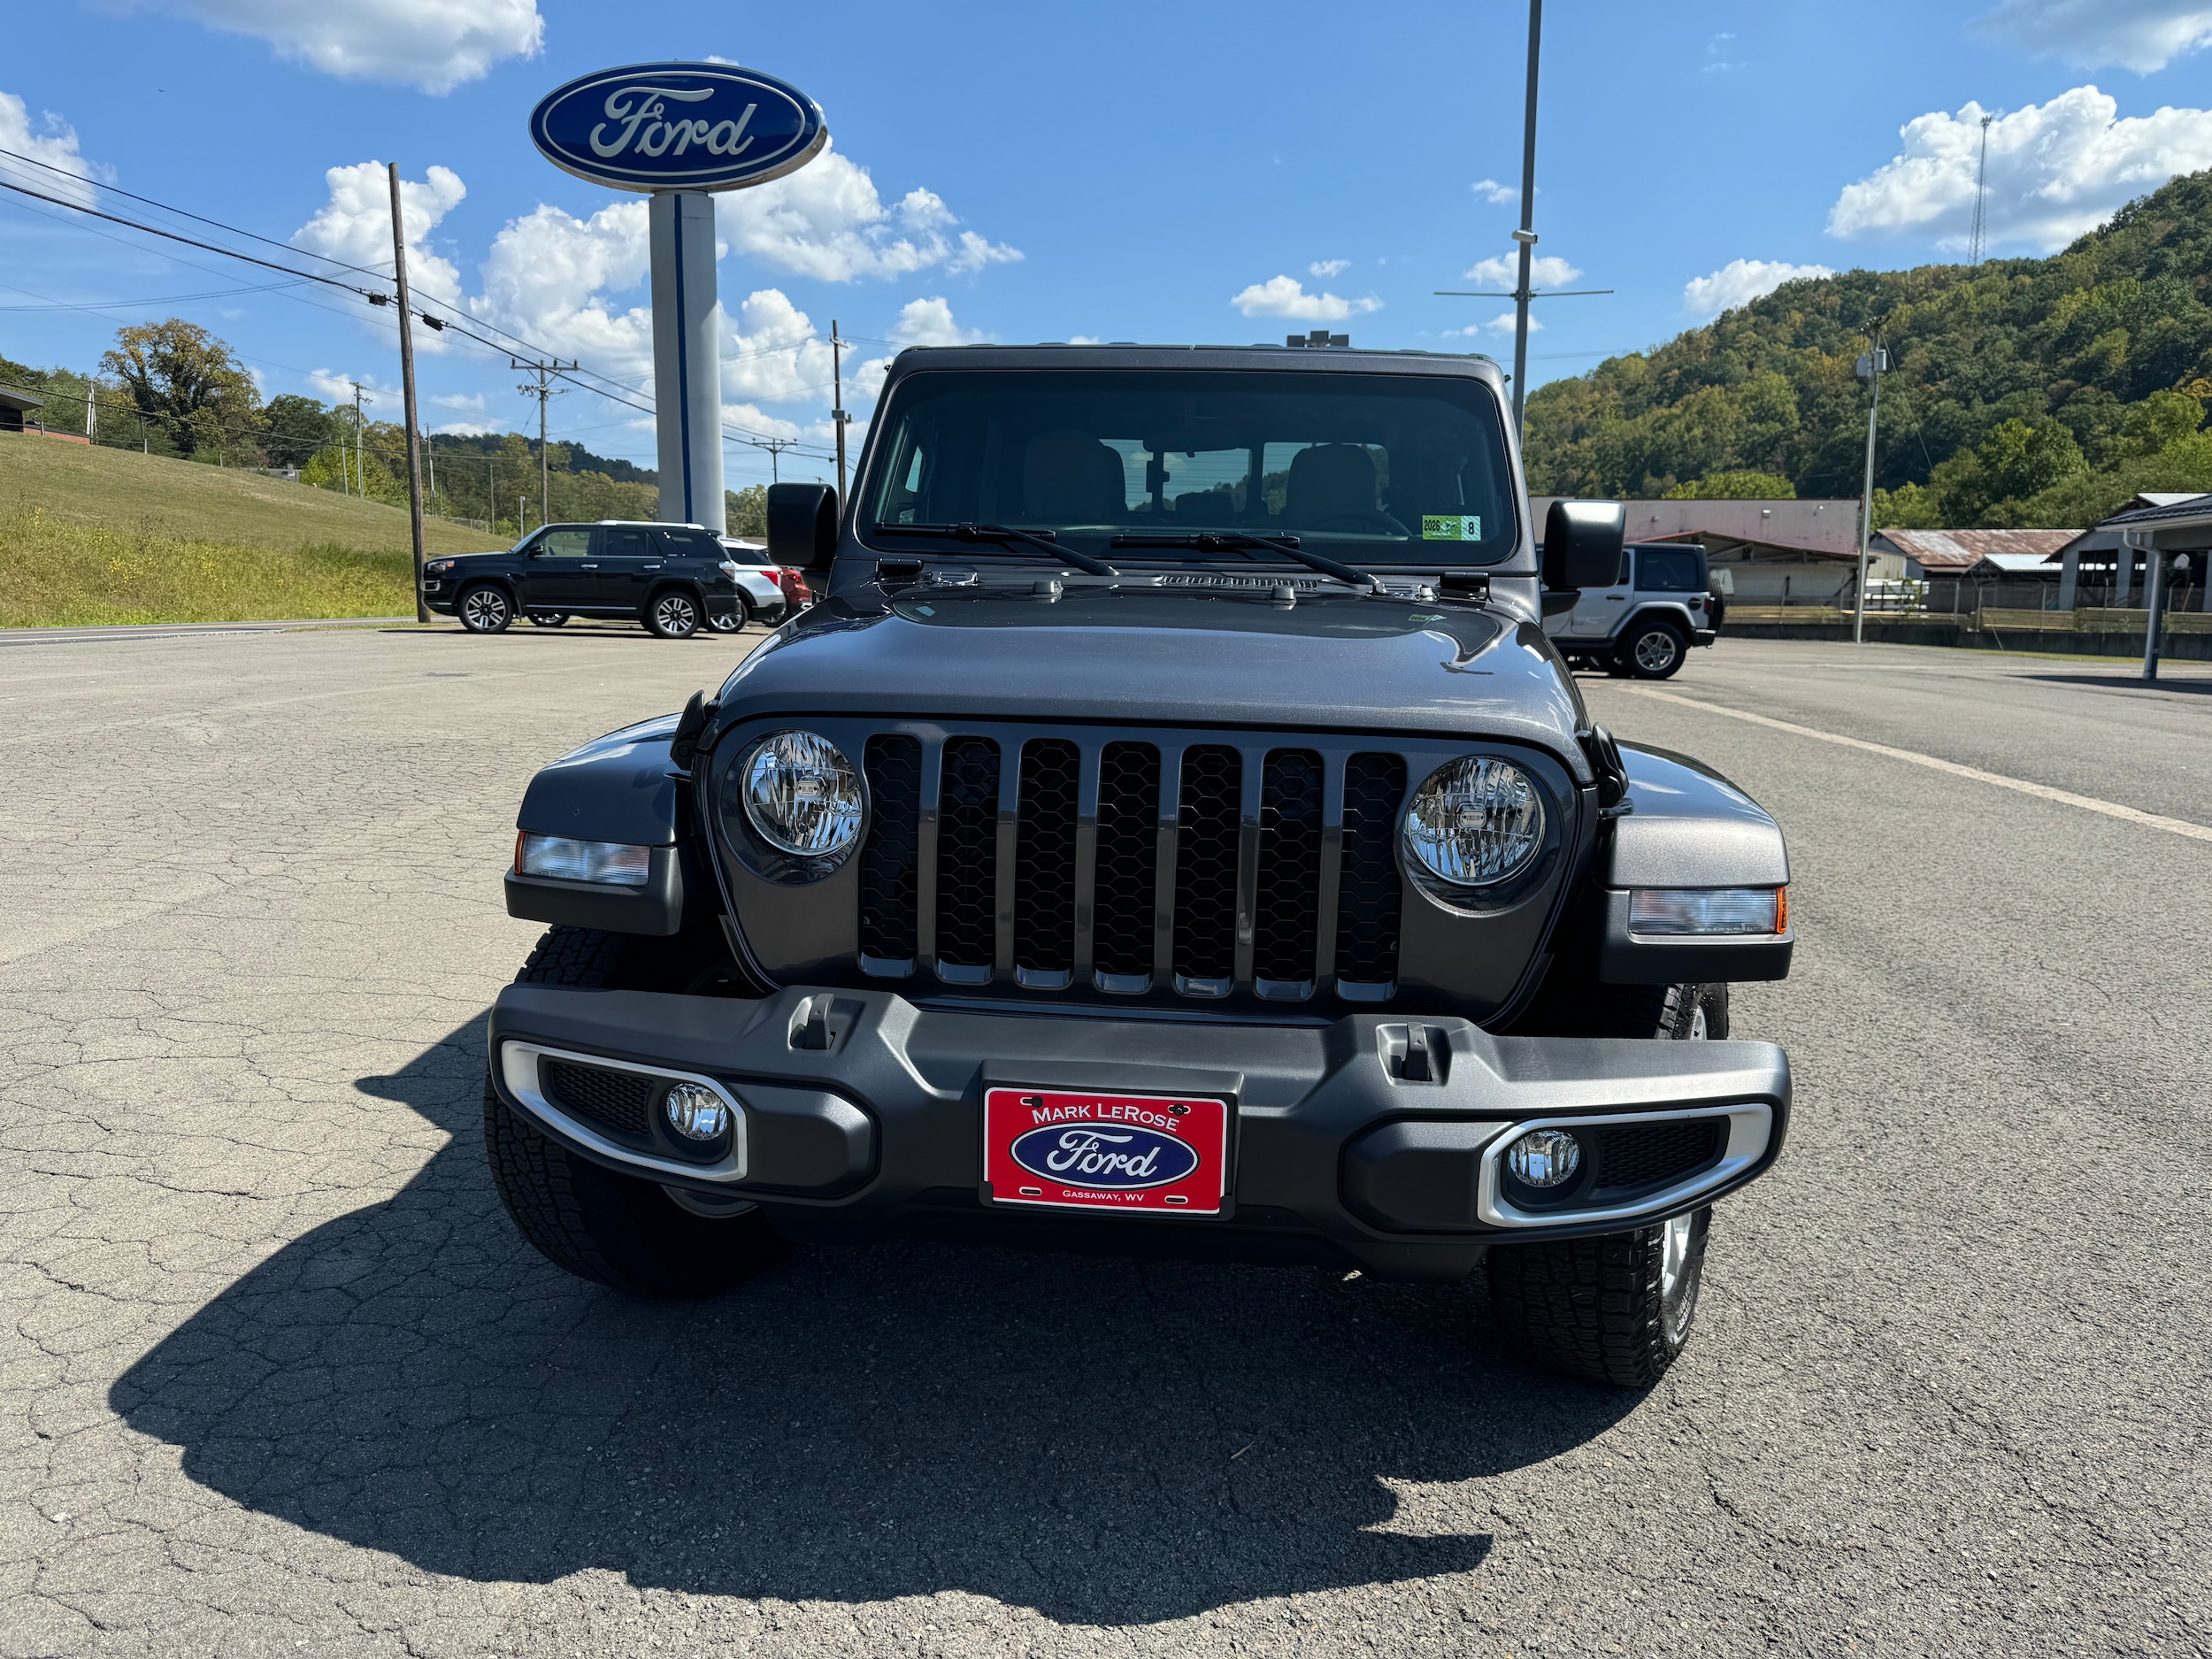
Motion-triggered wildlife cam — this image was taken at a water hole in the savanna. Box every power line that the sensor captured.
[0,143,392,285]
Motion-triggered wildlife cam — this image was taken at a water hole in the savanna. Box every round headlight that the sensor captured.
[741,730,864,856]
[1403,757,1544,886]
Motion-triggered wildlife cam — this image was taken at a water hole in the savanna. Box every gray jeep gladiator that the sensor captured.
[485,342,1793,1387]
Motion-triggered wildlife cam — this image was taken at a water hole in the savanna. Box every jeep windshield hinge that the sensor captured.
[1439,570,1491,603]
[1581,723,1632,818]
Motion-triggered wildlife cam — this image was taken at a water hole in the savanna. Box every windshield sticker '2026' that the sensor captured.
[1422,515,1483,541]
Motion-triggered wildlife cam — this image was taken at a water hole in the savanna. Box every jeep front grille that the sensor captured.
[851,729,1407,1003]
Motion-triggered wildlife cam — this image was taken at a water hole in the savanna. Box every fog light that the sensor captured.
[664,1082,729,1141]
[1506,1128,1581,1188]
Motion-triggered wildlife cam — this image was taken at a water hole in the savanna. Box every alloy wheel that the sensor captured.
[461,588,510,632]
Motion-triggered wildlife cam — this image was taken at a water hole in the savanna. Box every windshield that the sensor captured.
[862,368,1517,565]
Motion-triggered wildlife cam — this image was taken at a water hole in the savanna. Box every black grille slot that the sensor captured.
[1254,749,1323,986]
[1336,752,1405,986]
[858,734,921,963]
[935,736,1002,971]
[1172,745,1242,985]
[541,1060,654,1141]
[1094,741,1160,981]
[1591,1118,1724,1193]
[1014,739,1079,976]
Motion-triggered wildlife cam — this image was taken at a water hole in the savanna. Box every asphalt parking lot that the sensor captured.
[3,626,2207,1657]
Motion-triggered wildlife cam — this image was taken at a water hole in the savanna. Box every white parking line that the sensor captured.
[1617,684,2212,845]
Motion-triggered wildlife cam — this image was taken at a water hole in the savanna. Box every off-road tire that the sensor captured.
[457,583,513,634]
[1486,980,1727,1386]
[1487,1207,1712,1388]
[648,588,702,639]
[484,925,787,1297]
[1619,618,1686,680]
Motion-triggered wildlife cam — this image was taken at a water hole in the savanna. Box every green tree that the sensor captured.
[1663,471,1796,500]
[726,484,768,537]
[100,319,259,461]
[1870,481,1943,528]
[263,395,340,468]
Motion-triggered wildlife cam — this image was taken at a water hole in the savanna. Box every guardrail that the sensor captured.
[1727,604,2212,636]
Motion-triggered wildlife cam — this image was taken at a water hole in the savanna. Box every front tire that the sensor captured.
[1620,618,1686,680]
[483,925,786,1297]
[457,583,513,634]
[647,589,702,639]
[1487,981,1727,1386]
[1487,1208,1712,1389]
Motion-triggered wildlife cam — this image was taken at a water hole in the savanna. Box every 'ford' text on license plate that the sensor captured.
[981,1088,1230,1216]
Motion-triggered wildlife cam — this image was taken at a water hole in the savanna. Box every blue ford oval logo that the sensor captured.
[1009,1125,1201,1189]
[529,63,828,194]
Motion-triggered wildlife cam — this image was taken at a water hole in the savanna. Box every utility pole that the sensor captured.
[1854,339,1891,644]
[348,381,372,497]
[747,435,795,483]
[511,357,574,530]
[388,163,431,625]
[831,319,849,500]
[1969,112,1994,266]
[1432,0,1608,444]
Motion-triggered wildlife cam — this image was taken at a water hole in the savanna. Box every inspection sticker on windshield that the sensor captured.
[983,1088,1229,1216]
[1422,514,1483,541]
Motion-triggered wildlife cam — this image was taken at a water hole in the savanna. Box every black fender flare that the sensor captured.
[504,714,710,937]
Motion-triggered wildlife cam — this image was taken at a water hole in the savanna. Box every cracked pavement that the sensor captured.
[1,626,2206,1655]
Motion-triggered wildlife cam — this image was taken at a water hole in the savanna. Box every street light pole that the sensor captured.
[1853,341,1889,645]
[1511,0,1543,439]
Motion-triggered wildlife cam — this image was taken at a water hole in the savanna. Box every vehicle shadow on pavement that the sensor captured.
[111,1017,1640,1625]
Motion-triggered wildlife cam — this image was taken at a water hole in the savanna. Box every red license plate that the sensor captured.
[982,1087,1230,1216]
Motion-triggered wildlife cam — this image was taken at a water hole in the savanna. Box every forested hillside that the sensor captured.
[1524,169,2212,529]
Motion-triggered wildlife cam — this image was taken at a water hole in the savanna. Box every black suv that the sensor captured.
[422,520,758,638]
[483,343,1794,1388]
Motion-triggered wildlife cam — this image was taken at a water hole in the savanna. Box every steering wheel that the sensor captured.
[1292,508,1410,538]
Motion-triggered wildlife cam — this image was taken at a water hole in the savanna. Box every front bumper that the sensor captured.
[488,985,1790,1279]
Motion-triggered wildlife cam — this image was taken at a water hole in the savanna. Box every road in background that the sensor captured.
[1,634,2204,1656]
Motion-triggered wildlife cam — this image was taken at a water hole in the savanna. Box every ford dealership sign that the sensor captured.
[528,63,828,194]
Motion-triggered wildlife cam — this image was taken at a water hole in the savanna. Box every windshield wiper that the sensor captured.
[1109,530,1378,591]
[872,521,1120,578]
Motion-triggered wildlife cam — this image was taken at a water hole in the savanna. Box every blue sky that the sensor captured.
[5,0,2211,488]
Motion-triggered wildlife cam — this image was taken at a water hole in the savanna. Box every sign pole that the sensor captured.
[388,164,432,625]
[649,191,725,530]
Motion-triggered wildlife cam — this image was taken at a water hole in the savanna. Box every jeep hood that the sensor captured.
[711,587,1592,779]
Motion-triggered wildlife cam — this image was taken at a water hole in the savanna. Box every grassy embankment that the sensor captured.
[0,434,505,627]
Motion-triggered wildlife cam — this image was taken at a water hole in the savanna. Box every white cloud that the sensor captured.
[292,160,466,306]
[1309,258,1351,278]
[126,0,541,94]
[1447,312,1541,338]
[430,391,486,411]
[1463,251,1582,289]
[1828,86,2212,250]
[1975,0,2212,73]
[433,419,502,436]
[305,368,389,406]
[1471,179,1518,204]
[714,145,1021,281]
[891,296,985,348]
[0,91,97,205]
[720,288,836,406]
[1229,275,1383,321]
[1681,258,1835,320]
[472,197,656,380]
[1068,334,1102,345]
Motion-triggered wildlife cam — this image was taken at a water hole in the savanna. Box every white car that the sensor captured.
[712,541,789,632]
[721,537,815,617]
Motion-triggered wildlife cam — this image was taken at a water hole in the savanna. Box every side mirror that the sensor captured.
[1541,499,1627,592]
[766,483,838,572]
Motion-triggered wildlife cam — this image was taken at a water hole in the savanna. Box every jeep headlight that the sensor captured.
[1403,757,1544,886]
[740,730,864,856]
